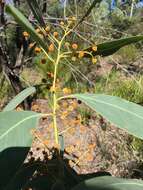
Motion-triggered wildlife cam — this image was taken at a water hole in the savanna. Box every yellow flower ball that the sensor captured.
[92,57,97,64]
[78,51,85,58]
[45,26,50,32]
[48,43,54,52]
[92,45,97,52]
[34,47,41,53]
[72,43,78,50]
[23,31,29,37]
[63,88,71,94]
[53,31,58,37]
[60,21,64,26]
[36,28,41,33]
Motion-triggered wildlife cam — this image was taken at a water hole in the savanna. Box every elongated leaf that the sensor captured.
[5,162,40,190]
[84,35,143,56]
[0,147,29,189]
[0,111,40,152]
[5,4,47,51]
[72,176,143,190]
[25,176,53,190]
[3,87,36,111]
[71,94,143,139]
[26,0,46,27]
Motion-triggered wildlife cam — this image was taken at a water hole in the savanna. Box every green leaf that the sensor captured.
[5,4,47,51]
[26,0,46,27]
[0,111,40,152]
[25,175,53,190]
[3,87,36,111]
[72,176,143,190]
[84,35,143,56]
[5,162,39,190]
[0,147,29,189]
[71,94,143,139]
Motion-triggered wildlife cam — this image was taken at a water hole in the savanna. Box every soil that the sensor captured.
[28,98,142,178]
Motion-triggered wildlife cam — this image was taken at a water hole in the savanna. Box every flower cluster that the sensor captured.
[22,16,98,165]
[22,17,98,66]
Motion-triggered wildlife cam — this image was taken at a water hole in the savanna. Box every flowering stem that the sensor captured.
[52,51,60,145]
[52,29,72,145]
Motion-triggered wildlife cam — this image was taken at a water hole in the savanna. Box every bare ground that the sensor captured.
[29,98,142,178]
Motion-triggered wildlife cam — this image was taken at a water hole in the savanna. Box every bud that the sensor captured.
[63,88,71,94]
[23,31,29,37]
[72,43,78,50]
[92,45,97,52]
[92,57,97,64]
[34,47,41,53]
[36,28,41,33]
[78,51,85,58]
[48,43,54,52]
[60,21,64,26]
[71,57,77,61]
[53,31,58,37]
[40,58,47,64]
[45,26,50,32]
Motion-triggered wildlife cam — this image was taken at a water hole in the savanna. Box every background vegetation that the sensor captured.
[1,0,143,189]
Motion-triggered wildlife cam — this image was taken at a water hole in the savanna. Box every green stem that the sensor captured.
[52,54,60,144]
[52,29,72,145]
